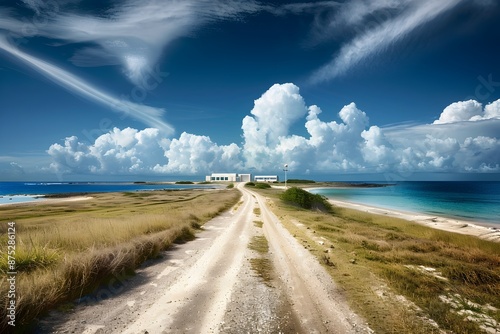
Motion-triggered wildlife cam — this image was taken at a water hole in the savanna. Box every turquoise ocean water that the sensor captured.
[309,181,500,226]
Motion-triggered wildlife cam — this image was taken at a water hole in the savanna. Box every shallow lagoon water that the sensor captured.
[310,181,500,225]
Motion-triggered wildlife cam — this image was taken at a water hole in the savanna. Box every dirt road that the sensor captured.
[39,183,370,333]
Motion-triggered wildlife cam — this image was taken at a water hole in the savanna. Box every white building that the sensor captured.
[254,175,279,182]
[239,174,252,182]
[206,173,252,182]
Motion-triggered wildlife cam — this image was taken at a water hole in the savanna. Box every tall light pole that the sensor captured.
[283,164,288,189]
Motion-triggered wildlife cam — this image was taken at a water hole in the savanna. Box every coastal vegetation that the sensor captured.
[255,185,500,334]
[245,181,272,189]
[0,189,240,331]
[280,187,333,212]
[285,179,316,184]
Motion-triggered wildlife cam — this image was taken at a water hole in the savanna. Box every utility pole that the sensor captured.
[283,164,288,189]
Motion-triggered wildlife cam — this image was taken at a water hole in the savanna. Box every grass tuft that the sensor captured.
[248,236,269,254]
[248,235,273,286]
[253,220,263,228]
[249,258,273,284]
[1,245,60,273]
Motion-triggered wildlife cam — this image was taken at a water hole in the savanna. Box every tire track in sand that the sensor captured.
[246,187,372,333]
[121,186,255,333]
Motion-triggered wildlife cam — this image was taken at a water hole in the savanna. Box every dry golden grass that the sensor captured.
[0,189,240,331]
[248,235,273,286]
[254,187,500,334]
[253,220,264,228]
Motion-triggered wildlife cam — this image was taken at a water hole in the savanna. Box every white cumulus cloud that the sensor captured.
[242,83,308,170]
[48,128,242,176]
[47,83,500,177]
[48,128,169,174]
[434,99,500,124]
[158,132,242,174]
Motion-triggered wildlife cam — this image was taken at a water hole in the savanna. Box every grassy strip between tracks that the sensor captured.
[248,235,273,286]
[254,186,500,334]
[0,188,240,332]
[248,206,272,286]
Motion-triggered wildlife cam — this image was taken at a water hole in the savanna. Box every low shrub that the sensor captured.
[246,182,271,189]
[286,179,316,184]
[280,187,333,212]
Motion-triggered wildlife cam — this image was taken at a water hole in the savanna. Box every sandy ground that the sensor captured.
[326,198,500,243]
[37,183,370,333]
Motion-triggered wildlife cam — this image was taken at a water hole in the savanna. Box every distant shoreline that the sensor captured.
[305,182,395,191]
[0,181,221,205]
[304,188,500,242]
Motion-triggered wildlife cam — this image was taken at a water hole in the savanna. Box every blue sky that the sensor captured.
[0,0,499,181]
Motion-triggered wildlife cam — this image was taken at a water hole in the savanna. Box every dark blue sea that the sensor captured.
[0,182,216,205]
[310,181,500,226]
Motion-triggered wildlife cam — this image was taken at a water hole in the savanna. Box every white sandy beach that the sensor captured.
[326,198,500,243]
[0,195,93,206]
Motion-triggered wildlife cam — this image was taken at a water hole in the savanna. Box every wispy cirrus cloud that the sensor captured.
[1,0,262,87]
[266,1,340,16]
[308,0,475,84]
[0,0,262,134]
[0,36,174,135]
